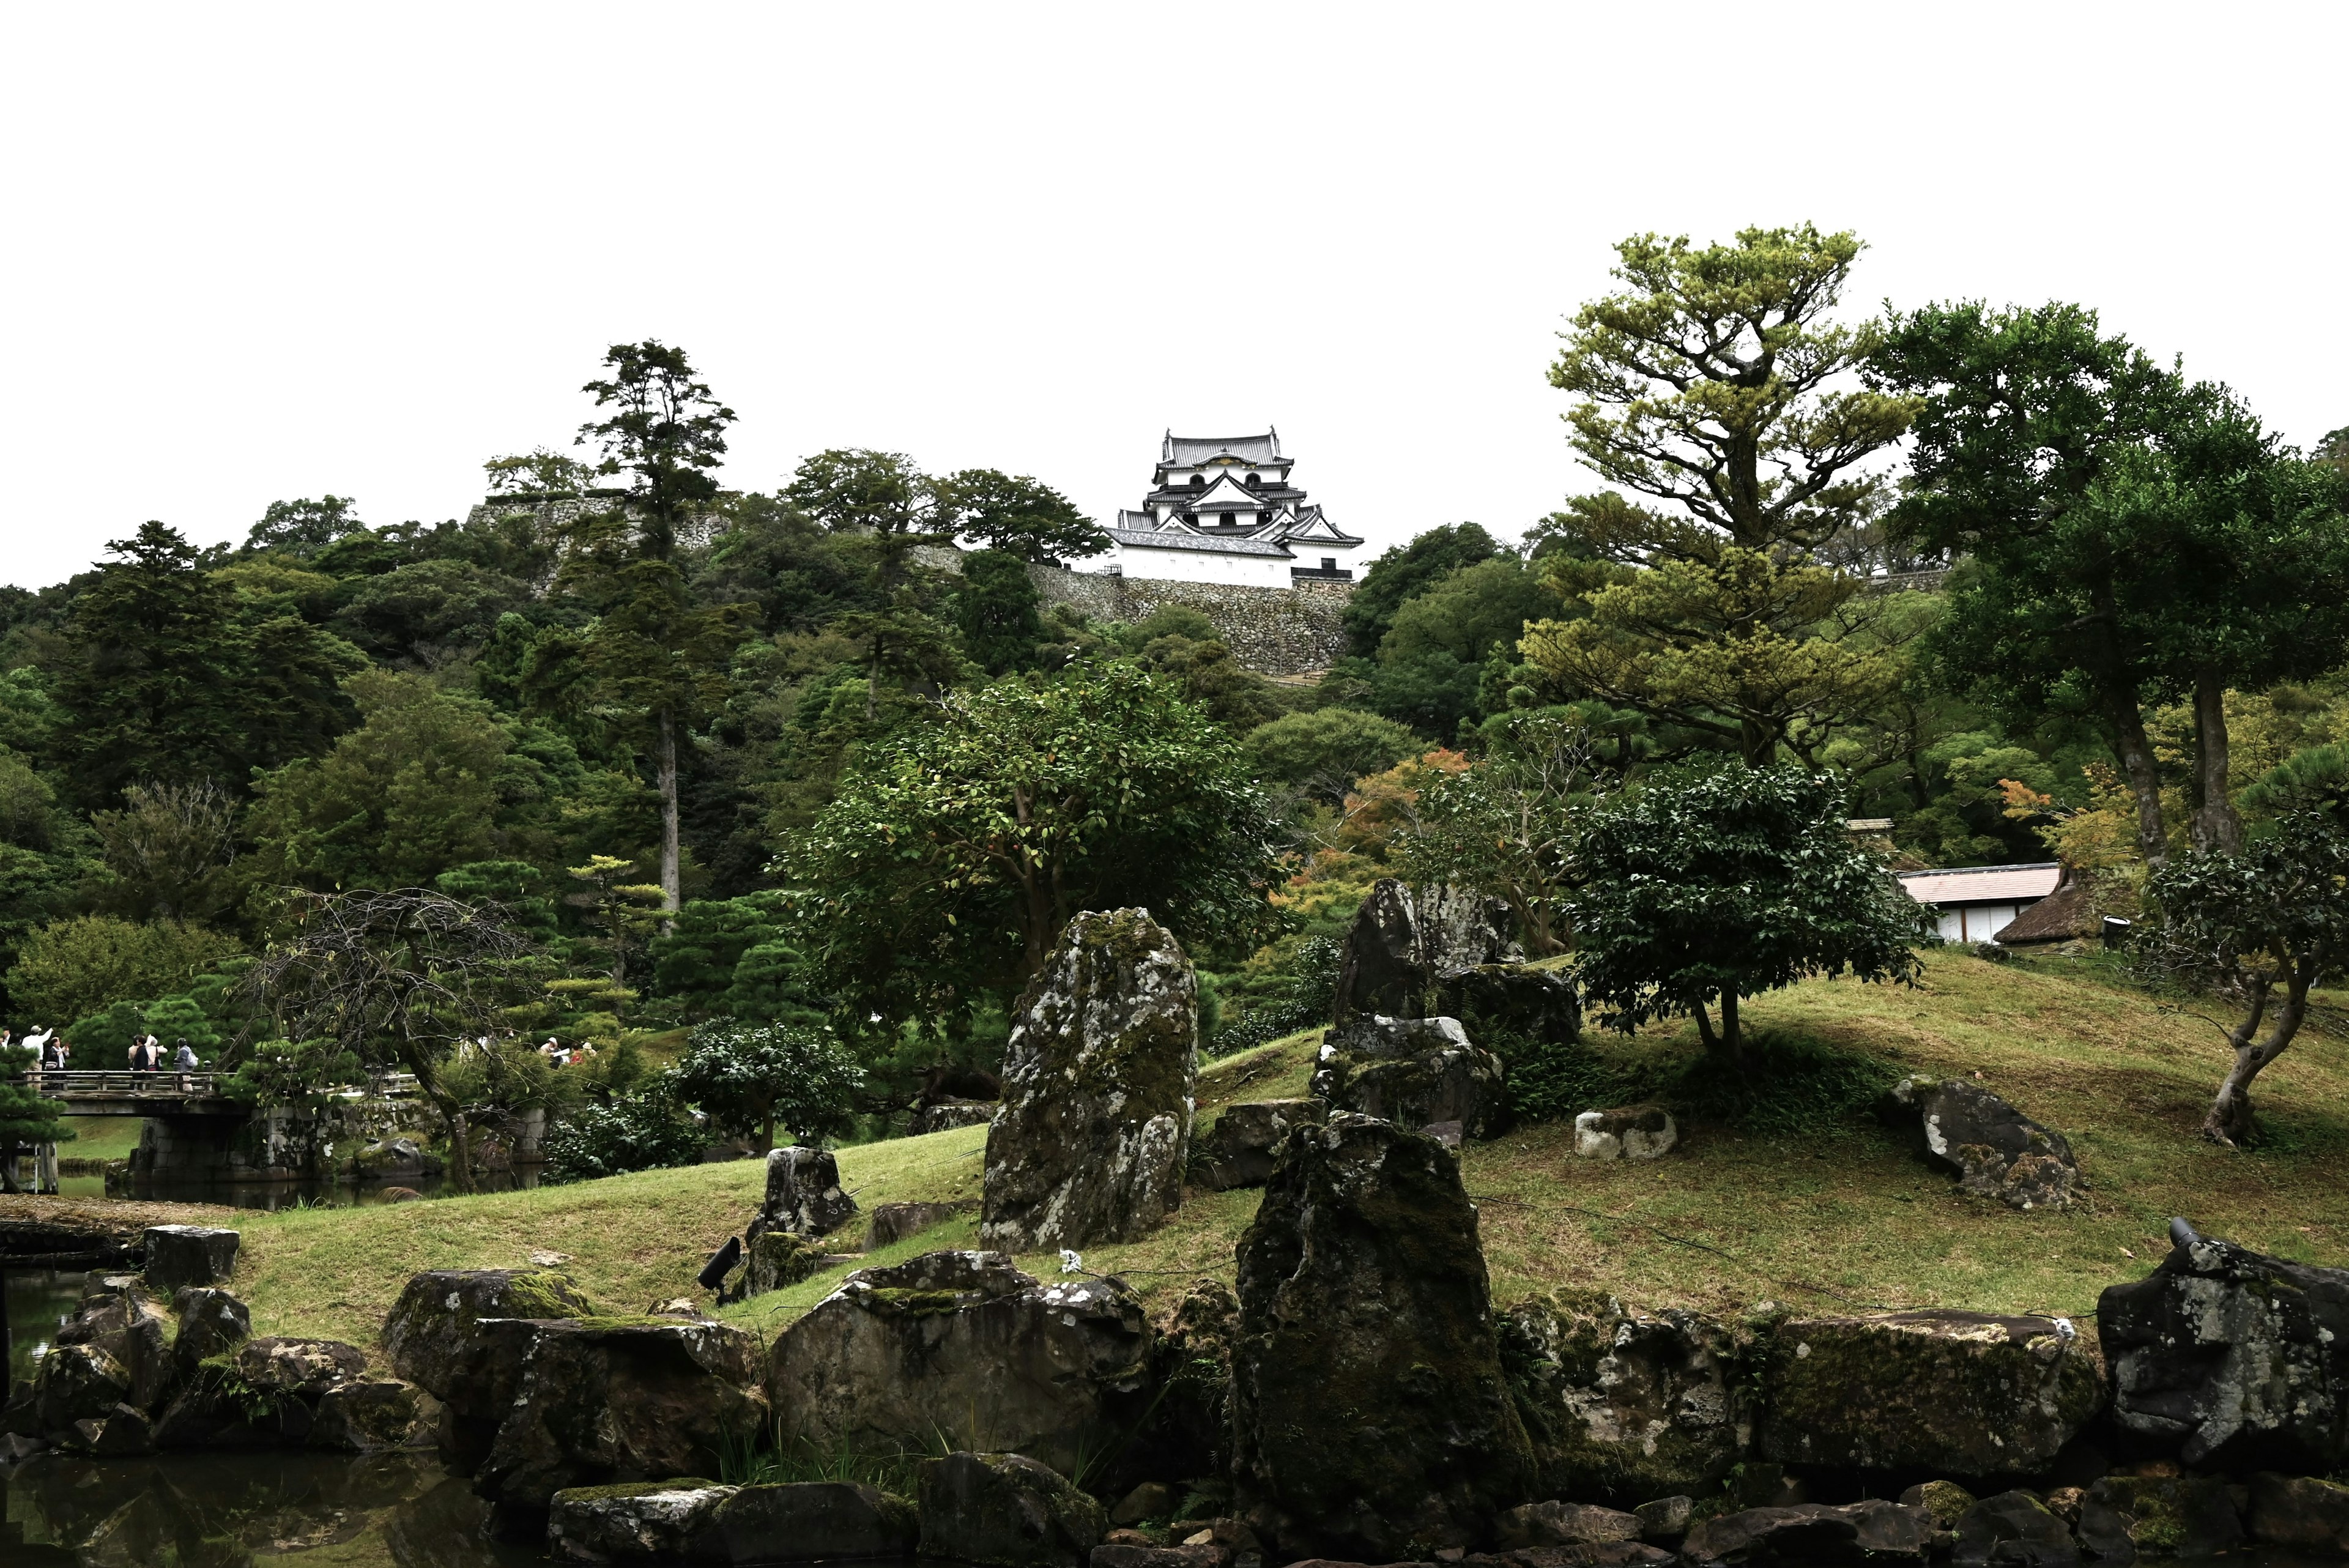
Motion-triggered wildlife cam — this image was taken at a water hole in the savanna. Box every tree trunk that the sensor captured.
[2190,669,2244,853]
[1719,988,1743,1065]
[1691,1002,1718,1051]
[759,1114,775,1157]
[2104,688,2170,867]
[656,705,682,928]
[2205,970,2307,1146]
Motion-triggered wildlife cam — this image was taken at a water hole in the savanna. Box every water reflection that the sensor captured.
[1,1450,543,1567]
[3,1268,85,1389]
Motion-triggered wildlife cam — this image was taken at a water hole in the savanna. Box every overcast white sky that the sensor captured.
[3,3,2341,590]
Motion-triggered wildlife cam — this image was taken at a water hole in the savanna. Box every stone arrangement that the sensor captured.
[982,908,1198,1252]
[1879,1076,2082,1210]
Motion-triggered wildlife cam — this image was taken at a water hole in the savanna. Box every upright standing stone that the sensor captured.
[143,1226,240,1291]
[754,1147,858,1239]
[1231,1113,1534,1561]
[1332,879,1519,1023]
[982,908,1197,1252]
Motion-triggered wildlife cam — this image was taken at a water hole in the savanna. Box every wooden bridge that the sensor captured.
[7,1070,421,1118]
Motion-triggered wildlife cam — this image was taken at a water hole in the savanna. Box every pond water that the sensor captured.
[0,1449,544,1567]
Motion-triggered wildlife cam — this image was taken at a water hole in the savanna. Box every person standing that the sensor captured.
[173,1036,198,1090]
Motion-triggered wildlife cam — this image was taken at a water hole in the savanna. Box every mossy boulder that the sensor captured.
[1231,1112,1534,1561]
[718,1230,828,1305]
[982,908,1197,1252]
[54,1279,173,1414]
[1757,1309,2104,1477]
[382,1265,597,1469]
[1311,1015,1508,1140]
[1331,877,1520,1023]
[169,1286,251,1388]
[1123,1277,1240,1490]
[476,1318,767,1515]
[918,1451,1105,1568]
[1499,1290,1750,1504]
[2098,1226,2349,1471]
[141,1224,240,1291]
[1949,1490,2076,1568]
[2077,1474,2244,1561]
[1879,1078,2080,1210]
[310,1379,434,1452]
[28,1344,135,1438]
[2247,1473,2349,1553]
[694,1481,920,1563]
[1193,1100,1323,1192]
[766,1249,1151,1479]
[1682,1500,1936,1564]
[547,1479,735,1563]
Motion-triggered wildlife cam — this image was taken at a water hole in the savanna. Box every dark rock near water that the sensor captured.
[29,1345,136,1436]
[1496,1501,1642,1547]
[1333,879,1520,1023]
[383,1265,596,1468]
[1634,1496,1693,1545]
[1682,1499,1935,1564]
[311,1378,434,1451]
[1193,1100,1323,1192]
[702,1479,919,1562]
[1949,1490,2077,1568]
[1758,1309,2103,1476]
[1091,1545,1226,1568]
[142,1224,240,1291]
[984,908,1197,1252]
[2247,1472,2349,1553]
[919,1450,1107,1568]
[2076,1473,2243,1562]
[1232,1112,1534,1561]
[54,1277,172,1413]
[1880,1078,2080,1210]
[1898,1479,1976,1530]
[1126,1277,1240,1488]
[476,1318,767,1514]
[2099,1227,2349,1471]
[547,1479,733,1563]
[1499,1291,1748,1504]
[237,1335,369,1396]
[1312,1016,1508,1141]
[768,1249,1151,1477]
[170,1285,252,1385]
[756,1145,859,1239]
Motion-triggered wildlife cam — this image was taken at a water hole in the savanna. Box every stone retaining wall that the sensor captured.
[1027,563,1352,677]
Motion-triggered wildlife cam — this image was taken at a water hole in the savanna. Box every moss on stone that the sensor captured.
[502,1268,595,1320]
[553,1479,725,1503]
[863,1287,968,1317]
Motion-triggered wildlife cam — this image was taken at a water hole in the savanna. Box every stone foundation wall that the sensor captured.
[1027,564,1353,677]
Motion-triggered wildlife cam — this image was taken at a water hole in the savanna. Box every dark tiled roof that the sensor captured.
[1105,529,1294,557]
[1165,431,1279,466]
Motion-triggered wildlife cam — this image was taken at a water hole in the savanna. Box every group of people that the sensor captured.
[2,1025,70,1069]
[2,1024,199,1080]
[537,1037,598,1068]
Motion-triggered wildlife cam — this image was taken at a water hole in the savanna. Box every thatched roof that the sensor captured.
[1992,872,2095,945]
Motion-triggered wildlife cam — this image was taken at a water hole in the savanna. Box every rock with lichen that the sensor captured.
[2099,1227,2349,1471]
[382,1266,597,1470]
[982,908,1197,1252]
[918,1451,1105,1568]
[1231,1112,1534,1561]
[1499,1290,1751,1504]
[2077,1474,2244,1561]
[1757,1309,2104,1476]
[1331,878,1520,1023]
[1192,1100,1323,1192]
[1311,1014,1508,1140]
[766,1250,1152,1479]
[475,1318,768,1515]
[1879,1077,2080,1210]
[753,1146,858,1239]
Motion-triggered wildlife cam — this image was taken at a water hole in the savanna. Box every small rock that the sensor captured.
[142,1225,240,1291]
[169,1286,251,1387]
[1497,1500,1643,1547]
[2247,1473,2349,1553]
[2077,1474,2244,1561]
[530,1250,573,1267]
[1327,1013,1474,1060]
[869,1200,974,1249]
[647,1298,707,1319]
[1950,1490,2078,1568]
[1111,1481,1179,1526]
[691,1479,919,1564]
[1879,1078,2079,1209]
[547,1479,735,1563]
[910,1098,998,1135]
[1191,1101,1323,1192]
[1572,1105,1676,1161]
[1104,1529,1154,1547]
[757,1145,859,1238]
[1897,1479,1977,1530]
[29,1344,134,1436]
[235,1336,369,1396]
[88,1402,155,1456]
[0,1432,42,1463]
[918,1451,1106,1568]
[1633,1496,1692,1544]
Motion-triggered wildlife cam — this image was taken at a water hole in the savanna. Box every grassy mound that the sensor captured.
[189,950,2349,1356]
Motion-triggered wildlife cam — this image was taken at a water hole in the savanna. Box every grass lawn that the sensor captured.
[56,1117,146,1163]
[189,949,2349,1362]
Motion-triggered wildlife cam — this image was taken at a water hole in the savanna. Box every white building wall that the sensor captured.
[1931,904,2025,943]
[1100,544,1299,588]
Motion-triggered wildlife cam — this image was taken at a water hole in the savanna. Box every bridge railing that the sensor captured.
[4,1068,425,1102]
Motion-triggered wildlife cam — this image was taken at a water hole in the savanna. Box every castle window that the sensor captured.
[1322,557,1337,571]
[1245,473,1261,488]
[1189,474,1204,487]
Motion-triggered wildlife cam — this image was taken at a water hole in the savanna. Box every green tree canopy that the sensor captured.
[1340,523,1510,658]
[782,661,1283,1031]
[672,1020,864,1153]
[939,469,1109,563]
[1244,708,1423,803]
[4,915,240,1027]
[954,549,1052,675]
[1570,762,1922,1063]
